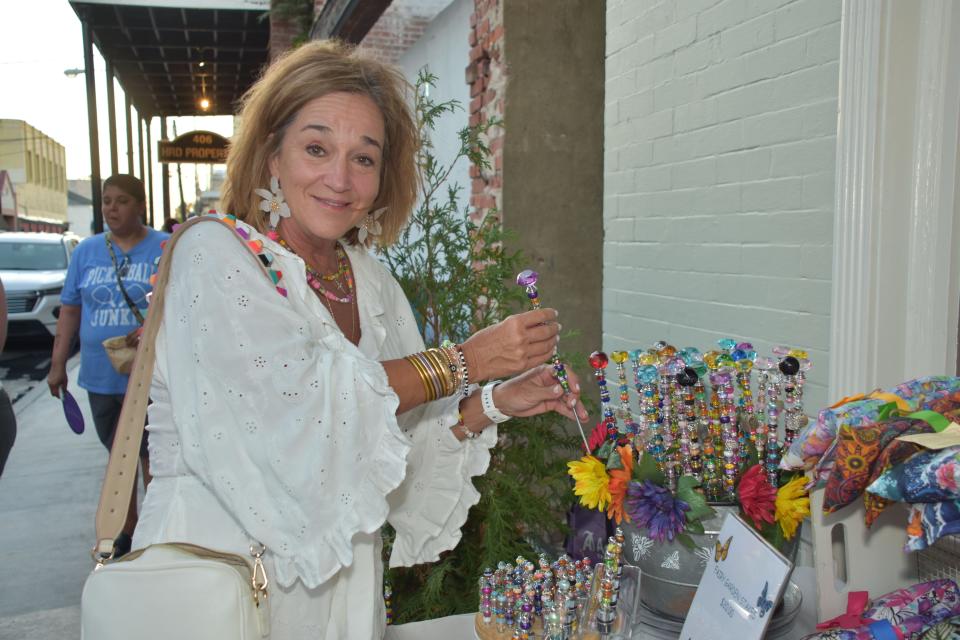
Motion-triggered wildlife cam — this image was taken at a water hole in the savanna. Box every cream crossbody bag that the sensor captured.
[81,217,271,639]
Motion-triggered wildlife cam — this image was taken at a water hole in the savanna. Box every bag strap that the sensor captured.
[93,216,273,561]
[105,233,146,325]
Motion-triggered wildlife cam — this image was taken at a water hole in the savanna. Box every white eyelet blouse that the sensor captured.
[133,217,496,639]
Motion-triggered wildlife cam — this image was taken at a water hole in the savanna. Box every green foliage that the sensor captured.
[632,452,666,485]
[676,475,714,523]
[380,69,581,623]
[380,70,517,344]
[268,0,314,48]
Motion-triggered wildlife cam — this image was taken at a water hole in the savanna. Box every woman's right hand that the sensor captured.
[47,364,67,399]
[461,308,560,382]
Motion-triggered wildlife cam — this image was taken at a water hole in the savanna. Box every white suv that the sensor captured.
[0,232,80,338]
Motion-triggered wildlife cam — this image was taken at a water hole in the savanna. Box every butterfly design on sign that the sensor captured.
[714,535,732,562]
[756,581,773,618]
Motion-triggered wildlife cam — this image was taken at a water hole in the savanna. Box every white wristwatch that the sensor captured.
[481,380,510,424]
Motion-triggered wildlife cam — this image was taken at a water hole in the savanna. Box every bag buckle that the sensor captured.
[91,539,116,569]
[250,543,269,606]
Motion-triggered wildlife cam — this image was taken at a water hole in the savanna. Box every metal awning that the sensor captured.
[69,0,271,117]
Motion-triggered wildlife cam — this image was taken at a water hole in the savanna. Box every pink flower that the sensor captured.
[738,465,777,529]
[587,420,608,454]
[936,462,958,493]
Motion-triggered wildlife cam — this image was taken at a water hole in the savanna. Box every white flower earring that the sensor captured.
[356,207,386,244]
[255,176,291,228]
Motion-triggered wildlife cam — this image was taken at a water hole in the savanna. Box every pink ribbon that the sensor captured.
[815,592,905,640]
[816,591,870,630]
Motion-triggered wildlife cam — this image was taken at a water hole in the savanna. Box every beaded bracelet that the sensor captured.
[453,343,470,398]
[455,411,478,440]
[441,340,471,398]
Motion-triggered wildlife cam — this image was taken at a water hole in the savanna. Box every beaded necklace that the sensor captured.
[272,233,359,345]
[277,237,355,304]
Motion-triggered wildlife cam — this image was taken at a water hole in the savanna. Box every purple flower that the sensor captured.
[625,480,690,543]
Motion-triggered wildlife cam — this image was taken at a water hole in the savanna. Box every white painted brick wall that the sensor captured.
[603,0,841,416]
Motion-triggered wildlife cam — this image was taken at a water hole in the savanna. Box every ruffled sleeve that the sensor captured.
[160,221,412,589]
[362,261,498,568]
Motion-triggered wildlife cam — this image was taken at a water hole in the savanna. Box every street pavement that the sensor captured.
[0,354,104,640]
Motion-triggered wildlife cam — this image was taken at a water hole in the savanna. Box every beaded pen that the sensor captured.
[589,351,618,446]
[677,366,702,481]
[777,348,810,453]
[610,350,640,440]
[753,355,775,460]
[630,350,659,459]
[516,269,589,452]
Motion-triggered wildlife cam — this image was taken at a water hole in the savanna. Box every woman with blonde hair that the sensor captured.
[132,40,587,638]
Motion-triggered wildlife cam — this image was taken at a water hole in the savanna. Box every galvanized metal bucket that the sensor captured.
[620,504,798,620]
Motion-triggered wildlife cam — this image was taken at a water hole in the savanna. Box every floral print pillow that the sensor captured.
[801,579,960,639]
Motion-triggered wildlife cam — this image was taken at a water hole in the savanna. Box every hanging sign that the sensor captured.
[680,512,794,640]
[158,130,229,164]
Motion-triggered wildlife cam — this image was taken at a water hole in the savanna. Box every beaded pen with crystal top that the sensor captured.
[589,351,618,446]
[710,369,739,501]
[753,355,775,460]
[732,343,756,418]
[611,350,640,439]
[384,582,393,625]
[480,573,493,624]
[516,269,589,452]
[630,350,659,457]
[677,366,702,481]
[776,348,810,453]
[762,354,781,457]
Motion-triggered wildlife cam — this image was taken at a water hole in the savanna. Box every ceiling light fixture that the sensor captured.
[199,75,211,112]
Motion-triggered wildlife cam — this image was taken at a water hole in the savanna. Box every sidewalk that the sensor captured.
[0,357,105,640]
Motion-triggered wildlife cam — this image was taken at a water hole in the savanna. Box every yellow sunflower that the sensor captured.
[567,455,611,511]
[775,475,811,540]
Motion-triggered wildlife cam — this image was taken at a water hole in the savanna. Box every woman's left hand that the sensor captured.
[494,363,589,423]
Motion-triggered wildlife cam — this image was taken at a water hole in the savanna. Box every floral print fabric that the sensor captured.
[784,377,960,471]
[801,580,960,639]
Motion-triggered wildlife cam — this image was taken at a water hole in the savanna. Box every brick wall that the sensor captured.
[465,0,504,223]
[359,1,450,63]
[603,0,841,412]
[269,0,306,59]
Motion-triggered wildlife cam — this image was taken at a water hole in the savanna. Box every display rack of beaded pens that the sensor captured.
[588,340,811,500]
[475,530,633,640]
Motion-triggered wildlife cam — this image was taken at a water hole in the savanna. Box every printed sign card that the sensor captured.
[680,512,794,640]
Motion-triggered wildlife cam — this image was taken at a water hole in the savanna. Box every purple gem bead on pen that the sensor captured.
[516,269,590,452]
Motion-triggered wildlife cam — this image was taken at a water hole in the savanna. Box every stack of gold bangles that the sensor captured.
[405,344,469,402]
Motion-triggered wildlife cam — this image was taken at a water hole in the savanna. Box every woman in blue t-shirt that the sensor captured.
[46,174,167,556]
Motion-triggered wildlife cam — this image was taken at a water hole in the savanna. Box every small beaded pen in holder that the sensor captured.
[516,269,589,451]
[384,583,393,625]
[595,548,618,637]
